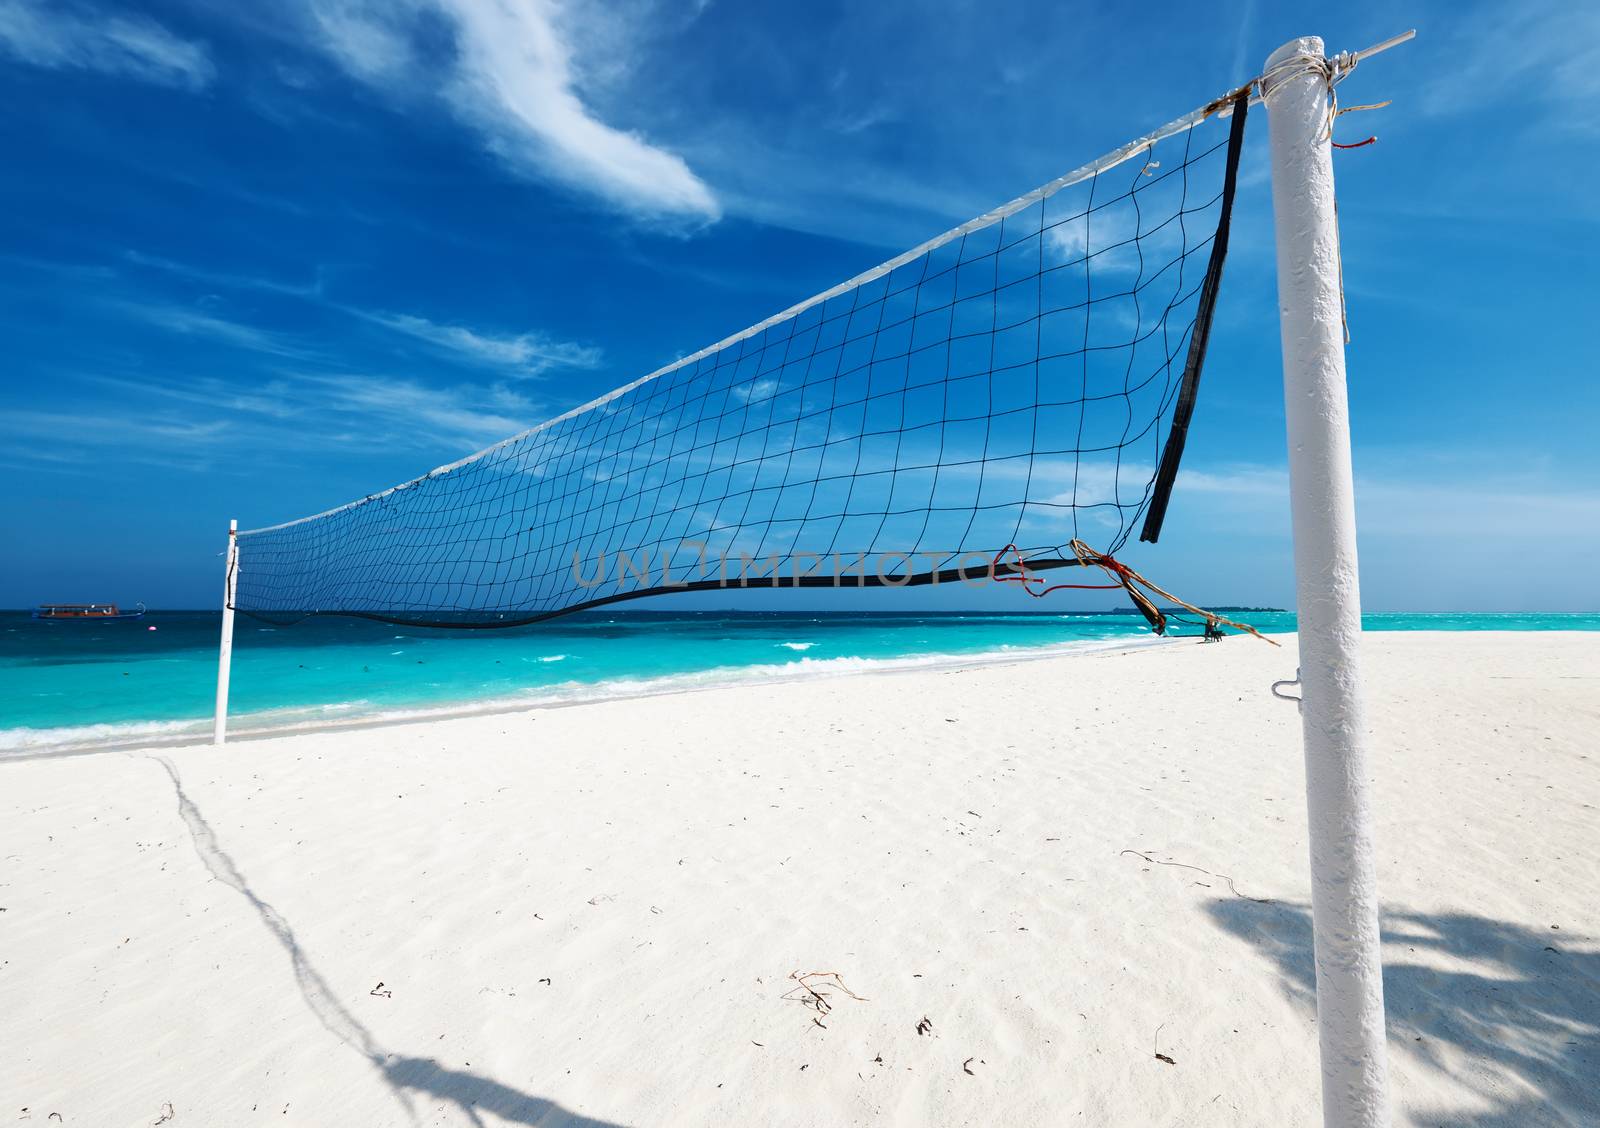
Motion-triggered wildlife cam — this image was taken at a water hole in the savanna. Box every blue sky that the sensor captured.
[2,0,1596,614]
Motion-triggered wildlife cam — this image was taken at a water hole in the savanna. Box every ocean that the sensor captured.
[3,609,1595,754]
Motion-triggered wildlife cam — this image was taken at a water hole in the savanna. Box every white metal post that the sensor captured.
[213,519,238,745]
[1263,37,1390,1128]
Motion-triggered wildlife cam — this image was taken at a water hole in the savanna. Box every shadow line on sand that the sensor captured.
[147,754,627,1128]
[1210,896,1599,1126]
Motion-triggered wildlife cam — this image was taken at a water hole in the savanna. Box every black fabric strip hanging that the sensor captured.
[1138,90,1249,544]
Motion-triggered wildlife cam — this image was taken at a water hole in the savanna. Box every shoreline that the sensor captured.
[1,632,1179,760]
[8,614,1598,758]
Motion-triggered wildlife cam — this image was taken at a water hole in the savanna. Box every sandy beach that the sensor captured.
[2,631,1595,1126]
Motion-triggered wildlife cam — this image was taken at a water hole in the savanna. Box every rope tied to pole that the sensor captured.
[1257,46,1396,146]
[1259,48,1397,343]
[991,541,1278,646]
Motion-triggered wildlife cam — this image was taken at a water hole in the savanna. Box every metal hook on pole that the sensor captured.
[1270,668,1303,710]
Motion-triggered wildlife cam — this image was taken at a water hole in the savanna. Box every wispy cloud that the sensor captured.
[0,0,214,90]
[288,370,541,447]
[0,406,236,473]
[1003,453,1600,567]
[8,367,546,475]
[729,378,777,404]
[85,373,301,421]
[135,367,541,450]
[122,251,325,300]
[149,367,541,451]
[306,0,413,81]
[1419,3,1600,132]
[1179,463,1287,498]
[108,300,312,359]
[1228,0,1256,85]
[352,310,602,376]
[1145,459,1600,551]
[303,0,719,222]
[3,408,229,445]
[1042,191,1191,277]
[120,251,600,377]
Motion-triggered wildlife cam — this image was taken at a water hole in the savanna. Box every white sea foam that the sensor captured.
[0,717,207,754]
[538,654,568,663]
[1,636,1171,758]
[779,641,816,651]
[277,636,1169,734]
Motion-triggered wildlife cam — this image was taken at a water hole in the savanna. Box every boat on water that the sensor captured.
[32,602,146,621]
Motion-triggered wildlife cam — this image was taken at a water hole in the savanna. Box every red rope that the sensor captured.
[988,540,1279,646]
[1332,135,1378,150]
[990,544,1125,598]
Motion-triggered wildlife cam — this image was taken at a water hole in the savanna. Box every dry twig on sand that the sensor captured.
[1153,1022,1177,1065]
[1119,849,1274,904]
[782,970,868,1029]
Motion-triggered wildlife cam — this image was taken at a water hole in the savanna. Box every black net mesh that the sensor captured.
[235,97,1246,627]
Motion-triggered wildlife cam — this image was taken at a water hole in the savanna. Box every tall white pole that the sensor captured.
[1263,37,1390,1128]
[213,519,238,746]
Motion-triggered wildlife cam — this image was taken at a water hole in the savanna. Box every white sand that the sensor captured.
[2,631,1595,1126]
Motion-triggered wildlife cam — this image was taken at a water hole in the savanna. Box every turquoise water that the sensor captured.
[2,610,1595,752]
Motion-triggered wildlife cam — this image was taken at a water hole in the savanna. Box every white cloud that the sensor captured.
[304,0,719,222]
[1179,464,1287,498]
[1129,458,1600,557]
[0,406,236,473]
[86,374,301,421]
[1042,220,1089,261]
[7,368,545,474]
[356,310,602,376]
[110,300,311,359]
[293,371,540,446]
[307,0,413,81]
[1042,196,1188,277]
[0,0,213,90]
[3,407,228,445]
[729,378,777,404]
[1419,3,1600,131]
[123,251,325,300]
[117,254,600,377]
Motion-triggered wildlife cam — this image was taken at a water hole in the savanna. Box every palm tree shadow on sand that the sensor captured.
[1209,897,1599,1126]
[148,754,627,1128]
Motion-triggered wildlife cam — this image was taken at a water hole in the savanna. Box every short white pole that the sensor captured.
[1263,37,1391,1128]
[213,519,238,746]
